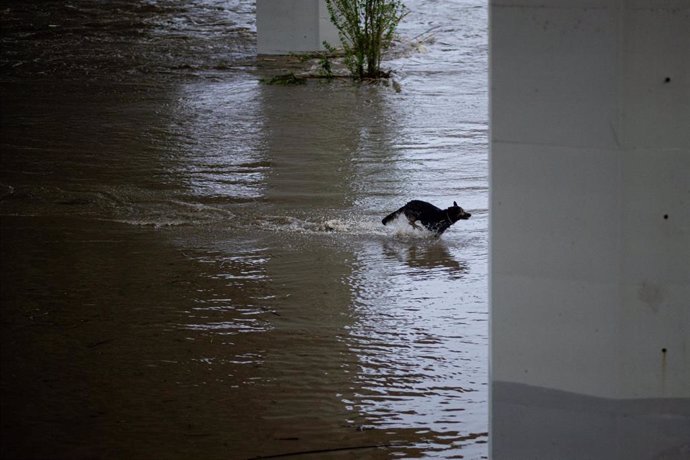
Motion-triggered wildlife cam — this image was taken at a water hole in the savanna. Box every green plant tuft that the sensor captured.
[325,0,407,80]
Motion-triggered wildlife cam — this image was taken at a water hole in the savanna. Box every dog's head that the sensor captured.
[448,201,471,222]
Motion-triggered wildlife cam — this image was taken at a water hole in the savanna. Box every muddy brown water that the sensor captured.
[1,1,488,458]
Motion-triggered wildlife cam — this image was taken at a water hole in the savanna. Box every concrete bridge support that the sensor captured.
[256,0,339,55]
[490,1,690,458]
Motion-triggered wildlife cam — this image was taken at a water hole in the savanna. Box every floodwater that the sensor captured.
[0,1,488,459]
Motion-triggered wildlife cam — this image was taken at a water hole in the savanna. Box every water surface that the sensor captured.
[1,1,488,458]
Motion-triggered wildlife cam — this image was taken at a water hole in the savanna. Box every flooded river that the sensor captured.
[0,1,488,458]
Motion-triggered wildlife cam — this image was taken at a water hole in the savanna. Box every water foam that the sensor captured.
[381,214,440,240]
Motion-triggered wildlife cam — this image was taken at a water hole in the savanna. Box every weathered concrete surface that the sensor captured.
[490,0,690,457]
[257,0,340,54]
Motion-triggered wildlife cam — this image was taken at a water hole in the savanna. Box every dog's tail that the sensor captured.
[382,208,403,226]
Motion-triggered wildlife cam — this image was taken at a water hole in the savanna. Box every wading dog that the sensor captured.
[382,200,471,236]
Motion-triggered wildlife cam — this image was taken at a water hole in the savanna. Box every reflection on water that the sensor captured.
[171,80,268,203]
[1,0,488,458]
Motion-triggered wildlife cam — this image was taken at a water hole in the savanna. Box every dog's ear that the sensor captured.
[453,201,458,207]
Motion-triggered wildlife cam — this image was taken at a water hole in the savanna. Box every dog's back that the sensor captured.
[382,200,437,225]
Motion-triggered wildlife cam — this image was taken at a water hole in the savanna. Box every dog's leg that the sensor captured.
[407,215,421,230]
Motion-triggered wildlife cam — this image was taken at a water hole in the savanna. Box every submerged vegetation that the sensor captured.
[325,0,407,79]
[260,72,307,85]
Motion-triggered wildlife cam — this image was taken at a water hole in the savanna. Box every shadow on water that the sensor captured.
[1,1,488,459]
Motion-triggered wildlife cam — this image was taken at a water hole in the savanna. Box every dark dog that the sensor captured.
[382,200,471,235]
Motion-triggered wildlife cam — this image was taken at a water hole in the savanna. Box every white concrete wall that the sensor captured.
[490,2,690,456]
[257,0,340,55]
[491,0,690,401]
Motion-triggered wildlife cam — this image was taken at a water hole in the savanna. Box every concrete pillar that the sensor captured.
[490,0,690,458]
[256,0,340,55]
